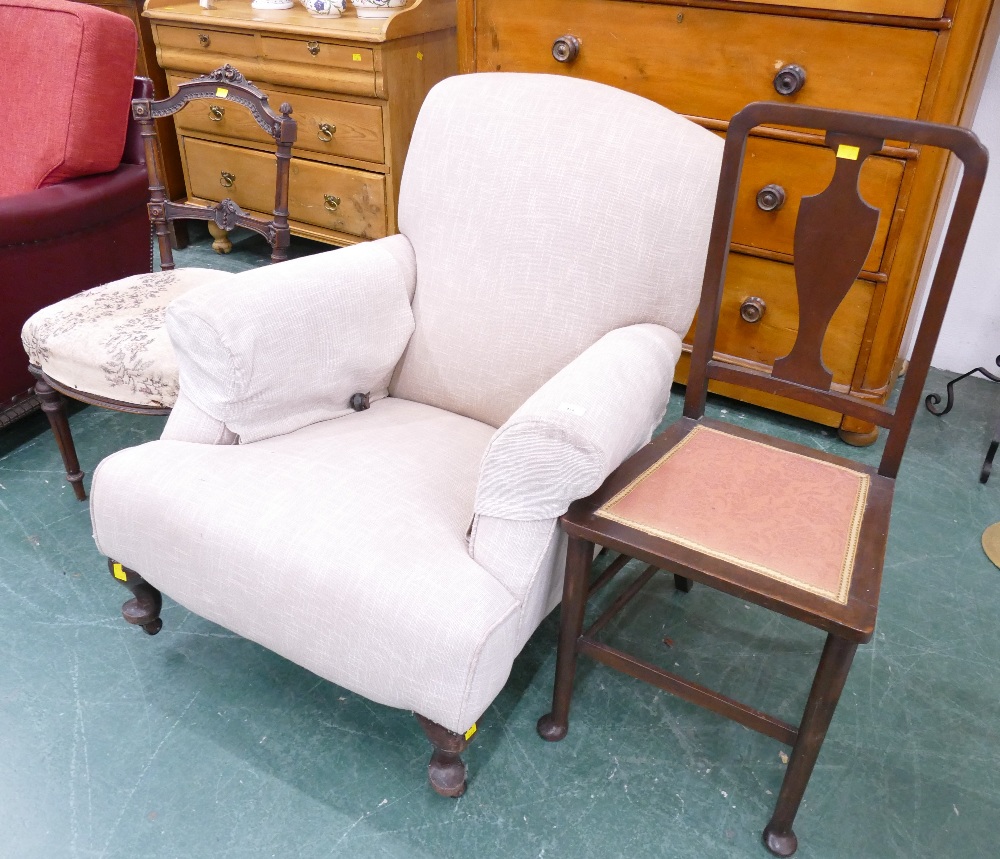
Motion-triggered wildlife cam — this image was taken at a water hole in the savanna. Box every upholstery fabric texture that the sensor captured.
[22,268,232,408]
[391,72,723,428]
[0,0,137,197]
[596,426,871,604]
[161,392,238,445]
[91,398,519,733]
[166,236,417,442]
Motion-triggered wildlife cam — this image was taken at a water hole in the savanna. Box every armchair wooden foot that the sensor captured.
[32,369,86,501]
[415,713,472,798]
[108,559,163,635]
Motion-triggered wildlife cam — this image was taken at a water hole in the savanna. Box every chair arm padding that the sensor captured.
[472,323,683,525]
[160,391,238,445]
[165,235,416,443]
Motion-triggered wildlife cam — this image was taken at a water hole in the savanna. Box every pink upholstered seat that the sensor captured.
[597,425,870,605]
[0,0,137,197]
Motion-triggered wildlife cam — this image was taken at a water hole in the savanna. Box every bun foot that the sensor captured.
[536,713,568,742]
[415,713,473,798]
[110,560,163,634]
[763,825,798,857]
[428,751,467,798]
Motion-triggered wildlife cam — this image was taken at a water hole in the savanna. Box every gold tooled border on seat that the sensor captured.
[595,426,870,605]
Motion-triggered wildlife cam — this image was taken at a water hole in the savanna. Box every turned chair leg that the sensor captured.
[762,633,858,857]
[415,713,473,797]
[32,372,86,501]
[108,559,163,635]
[537,536,594,742]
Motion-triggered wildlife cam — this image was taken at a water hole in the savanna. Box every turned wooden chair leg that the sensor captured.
[415,713,473,797]
[762,633,858,857]
[32,371,86,501]
[108,559,163,635]
[537,535,594,742]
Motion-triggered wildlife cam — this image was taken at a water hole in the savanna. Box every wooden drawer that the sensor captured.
[474,0,937,122]
[169,75,386,164]
[733,137,905,273]
[260,36,374,72]
[155,24,256,59]
[184,138,388,240]
[729,0,946,17]
[701,253,874,387]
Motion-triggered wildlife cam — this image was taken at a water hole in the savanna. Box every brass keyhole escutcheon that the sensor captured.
[220,171,236,188]
[209,105,225,122]
[324,194,341,212]
[318,122,336,143]
[307,40,320,56]
[198,33,211,48]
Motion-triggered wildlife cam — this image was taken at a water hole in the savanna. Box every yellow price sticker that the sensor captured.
[215,87,229,98]
[352,53,362,62]
[416,51,424,61]
[836,144,860,161]
[464,723,477,741]
[112,562,128,582]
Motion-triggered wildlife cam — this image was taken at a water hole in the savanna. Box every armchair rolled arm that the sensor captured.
[166,234,416,443]
[473,323,683,523]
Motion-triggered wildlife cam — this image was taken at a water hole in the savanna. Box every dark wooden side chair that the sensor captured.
[22,64,296,500]
[537,102,988,857]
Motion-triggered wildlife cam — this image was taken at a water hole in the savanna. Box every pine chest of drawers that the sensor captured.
[146,0,456,249]
[458,0,998,441]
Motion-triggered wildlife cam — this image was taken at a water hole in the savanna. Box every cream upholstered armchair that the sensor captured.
[89,73,723,794]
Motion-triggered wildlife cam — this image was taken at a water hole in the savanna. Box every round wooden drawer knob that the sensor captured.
[552,35,580,64]
[756,184,786,212]
[740,296,766,323]
[773,64,807,96]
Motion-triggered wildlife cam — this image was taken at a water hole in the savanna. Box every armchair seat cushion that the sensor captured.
[91,397,521,733]
[22,268,233,408]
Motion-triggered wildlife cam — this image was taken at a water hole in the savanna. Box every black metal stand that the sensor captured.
[925,355,1000,484]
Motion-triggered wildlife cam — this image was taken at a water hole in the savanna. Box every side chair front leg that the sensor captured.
[31,368,86,501]
[762,632,859,857]
[415,713,474,798]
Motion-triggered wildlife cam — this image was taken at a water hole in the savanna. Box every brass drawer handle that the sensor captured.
[220,171,236,188]
[318,122,336,142]
[209,105,225,122]
[324,194,341,212]
[756,184,786,212]
[773,64,806,96]
[552,35,580,64]
[740,296,766,324]
[198,33,211,48]
[307,40,320,56]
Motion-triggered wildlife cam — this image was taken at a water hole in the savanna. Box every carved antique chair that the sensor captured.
[0,0,149,426]
[86,73,724,794]
[21,64,295,500]
[537,103,988,856]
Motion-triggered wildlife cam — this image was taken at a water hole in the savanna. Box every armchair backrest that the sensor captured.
[390,73,724,428]
[0,0,137,197]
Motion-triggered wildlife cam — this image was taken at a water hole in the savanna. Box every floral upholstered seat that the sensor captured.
[22,268,231,409]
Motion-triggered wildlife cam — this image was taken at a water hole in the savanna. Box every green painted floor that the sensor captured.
[2,226,999,858]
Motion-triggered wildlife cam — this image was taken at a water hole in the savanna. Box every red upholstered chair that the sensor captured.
[0,0,149,425]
